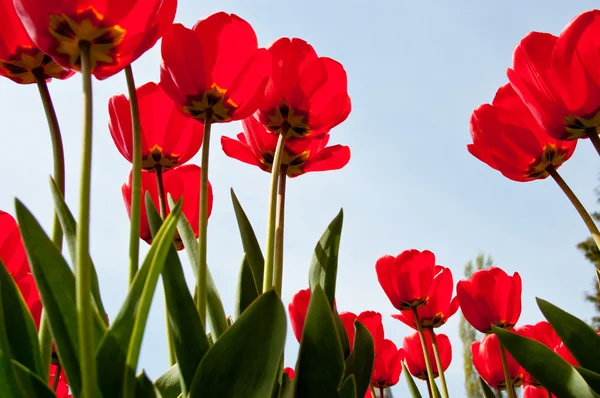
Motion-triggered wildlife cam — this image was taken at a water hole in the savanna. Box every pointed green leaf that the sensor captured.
[154,365,182,398]
[189,290,286,397]
[0,259,42,376]
[493,325,598,398]
[577,368,600,393]
[479,376,496,398]
[12,361,56,398]
[403,363,423,398]
[147,198,209,393]
[231,189,264,290]
[295,285,345,397]
[537,298,600,373]
[344,320,374,397]
[49,177,107,324]
[0,271,25,397]
[235,253,260,317]
[339,375,356,398]
[136,370,162,398]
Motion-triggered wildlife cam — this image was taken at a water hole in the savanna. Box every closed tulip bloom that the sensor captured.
[122,165,212,249]
[516,321,561,386]
[0,0,72,84]
[222,116,351,177]
[289,288,311,343]
[256,37,351,140]
[468,83,576,182]
[472,333,523,390]
[109,82,203,171]
[376,249,436,310]
[554,341,579,366]
[339,310,385,352]
[457,266,522,333]
[523,385,556,398]
[402,331,452,379]
[392,266,459,329]
[14,0,176,79]
[371,339,403,390]
[160,12,270,123]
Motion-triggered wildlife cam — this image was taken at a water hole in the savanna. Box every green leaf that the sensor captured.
[295,285,345,397]
[0,269,25,397]
[49,177,107,324]
[339,375,356,398]
[147,197,209,394]
[154,365,182,398]
[493,325,599,398]
[278,372,294,398]
[403,363,423,398]
[189,290,286,397]
[0,259,42,376]
[235,253,260,317]
[577,368,600,393]
[136,370,162,398]
[169,195,228,339]
[231,189,264,291]
[344,320,374,397]
[537,298,600,373]
[12,361,56,398]
[479,376,496,398]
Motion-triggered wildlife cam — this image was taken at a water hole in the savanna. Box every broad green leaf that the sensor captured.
[537,298,600,373]
[0,259,42,376]
[493,325,599,398]
[0,271,24,397]
[147,198,209,393]
[577,368,600,394]
[403,363,423,398]
[235,253,260,317]
[136,370,162,398]
[278,372,294,398]
[154,365,182,398]
[339,375,356,398]
[49,177,107,324]
[169,195,228,338]
[295,285,345,397]
[344,320,374,397]
[231,189,264,290]
[12,361,56,398]
[479,376,495,398]
[189,290,286,397]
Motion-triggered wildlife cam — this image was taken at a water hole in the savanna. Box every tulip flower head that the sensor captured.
[371,339,403,390]
[402,331,452,379]
[289,288,311,343]
[516,321,562,386]
[472,333,524,390]
[339,310,385,352]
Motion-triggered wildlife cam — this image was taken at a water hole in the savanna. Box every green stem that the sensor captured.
[38,312,52,381]
[425,378,433,398]
[197,115,212,325]
[125,65,142,285]
[273,165,288,296]
[585,130,600,157]
[76,40,97,396]
[499,344,516,398]
[411,307,439,398]
[428,329,450,398]
[262,133,287,293]
[547,165,600,259]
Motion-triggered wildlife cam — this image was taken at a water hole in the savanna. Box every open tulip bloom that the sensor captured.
[2,3,600,398]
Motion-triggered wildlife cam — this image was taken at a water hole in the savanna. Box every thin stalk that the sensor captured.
[428,330,450,398]
[547,165,600,257]
[262,132,287,292]
[197,114,212,325]
[273,164,288,296]
[585,130,600,157]
[426,378,433,398]
[379,386,384,397]
[52,362,62,391]
[125,65,142,285]
[411,307,439,398]
[499,344,516,398]
[38,312,52,381]
[76,40,97,396]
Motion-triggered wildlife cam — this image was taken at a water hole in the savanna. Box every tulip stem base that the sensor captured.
[197,116,212,325]
[429,329,450,398]
[499,344,516,398]
[125,65,142,285]
[155,165,167,219]
[547,165,600,261]
[379,386,384,397]
[411,307,439,398]
[274,165,288,296]
[586,130,600,157]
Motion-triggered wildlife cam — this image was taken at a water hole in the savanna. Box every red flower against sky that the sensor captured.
[221,116,350,177]
[554,341,579,367]
[0,0,72,84]
[371,339,403,390]
[122,164,212,249]
[402,331,452,380]
[109,82,203,171]
[339,310,385,352]
[392,265,459,329]
[257,37,351,140]
[516,321,562,386]
[160,12,270,123]
[376,249,436,310]
[14,0,176,79]
[457,266,521,333]
[289,288,310,343]
[472,333,523,390]
[469,83,576,182]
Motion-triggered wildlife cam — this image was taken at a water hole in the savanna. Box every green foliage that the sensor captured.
[402,362,423,398]
[344,321,375,396]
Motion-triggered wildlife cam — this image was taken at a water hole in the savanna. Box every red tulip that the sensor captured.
[402,331,452,379]
[508,20,600,141]
[289,288,310,343]
[339,311,385,352]
[160,12,270,123]
[121,164,212,249]
[376,249,436,310]
[50,363,71,398]
[283,367,295,380]
[457,266,521,333]
[14,0,176,79]
[523,385,556,398]
[109,82,203,171]
[472,333,523,390]
[256,37,351,140]
[0,0,72,84]
[371,339,403,389]
[516,322,561,386]
[392,266,459,329]
[554,341,579,366]
[221,116,351,177]
[468,83,576,182]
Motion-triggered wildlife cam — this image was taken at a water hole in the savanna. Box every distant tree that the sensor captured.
[460,254,494,398]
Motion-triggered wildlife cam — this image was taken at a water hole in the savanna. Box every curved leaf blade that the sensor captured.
[479,376,495,398]
[235,254,260,317]
[403,362,423,398]
[344,320,374,397]
[154,365,182,398]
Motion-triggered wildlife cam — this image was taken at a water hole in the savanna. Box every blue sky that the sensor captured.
[1,0,599,396]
